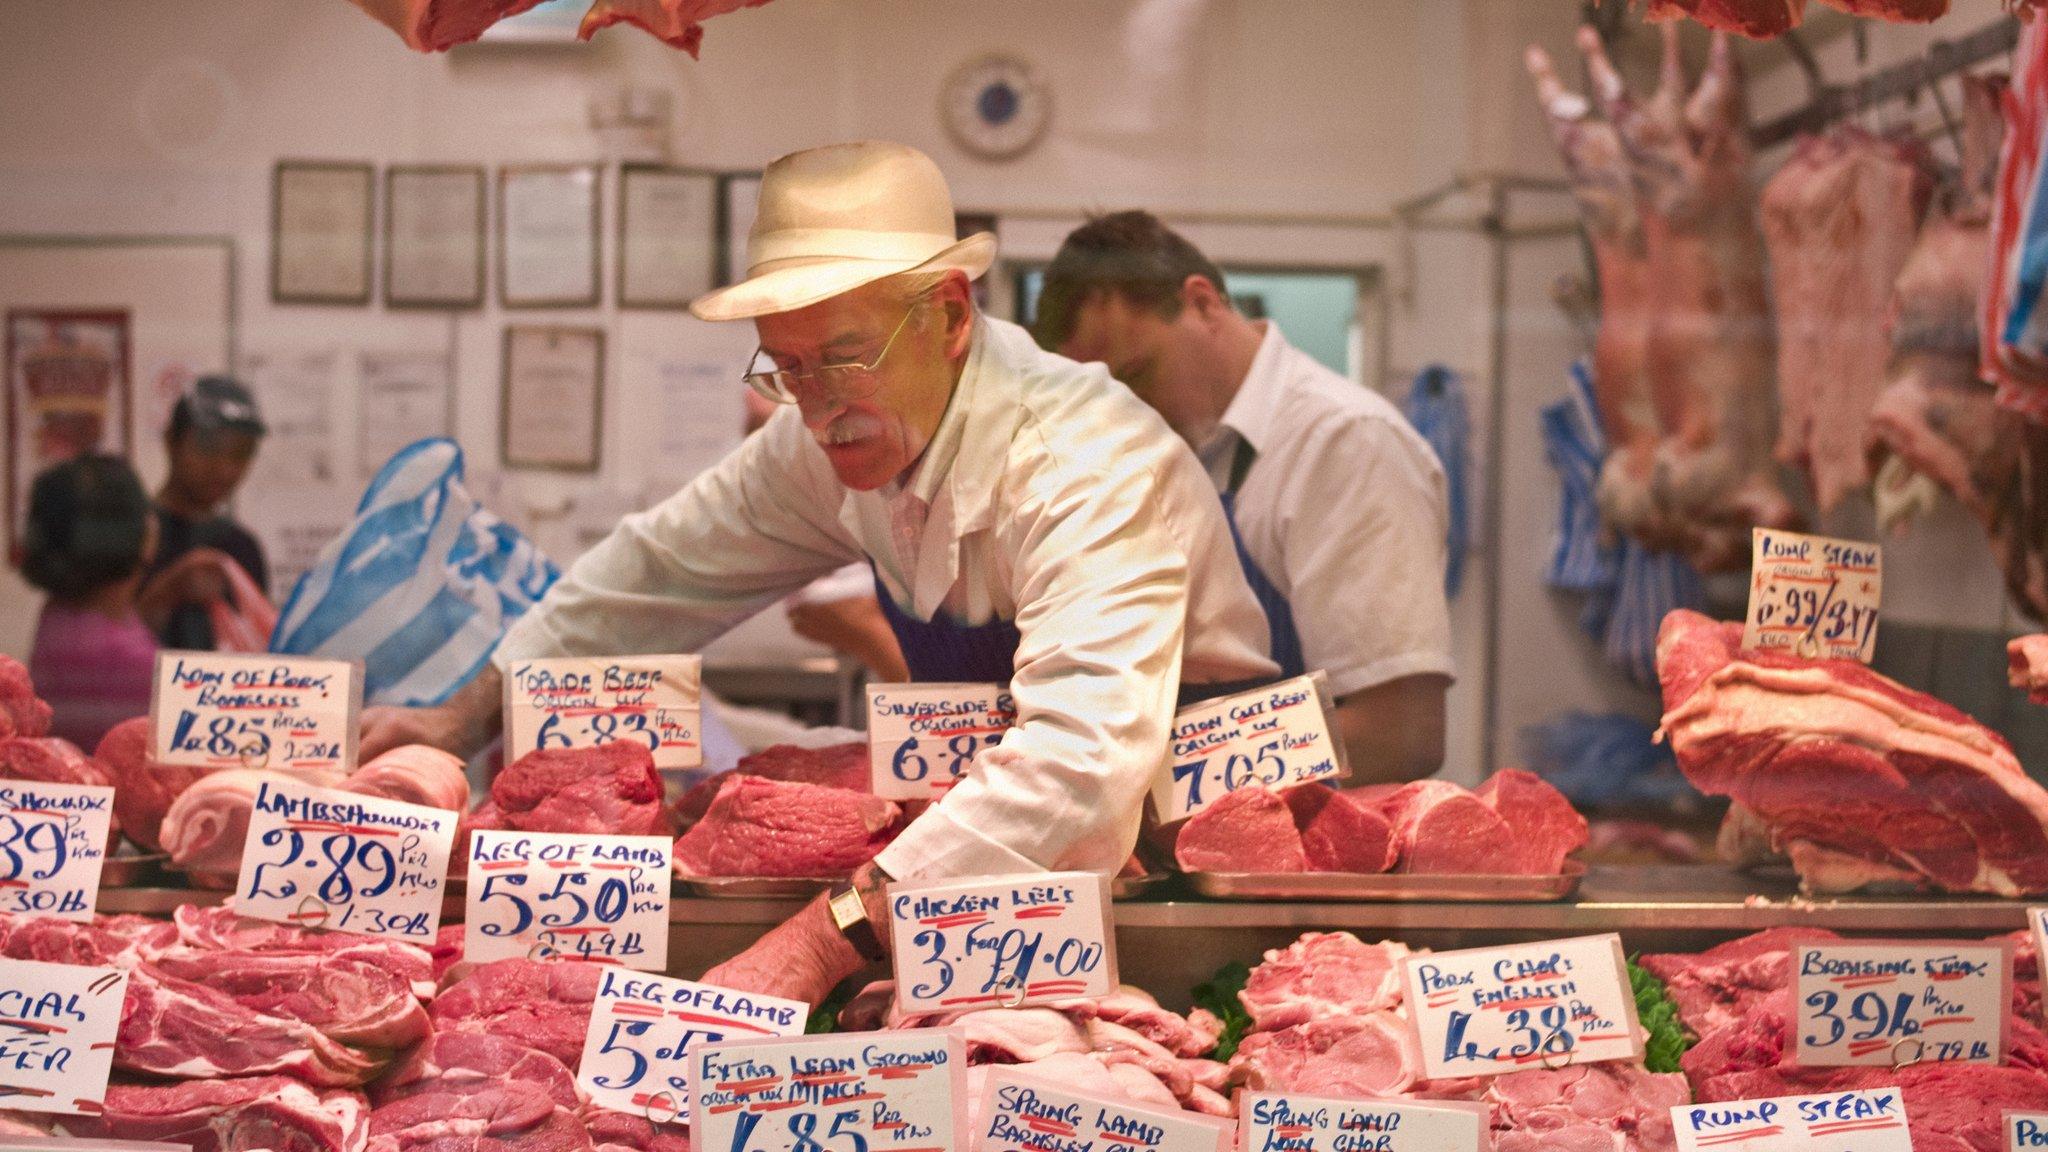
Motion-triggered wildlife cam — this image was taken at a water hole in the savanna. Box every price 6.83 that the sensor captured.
[477,870,630,937]
[535,711,659,753]
[1171,739,1287,812]
[246,828,397,904]
[890,732,1000,784]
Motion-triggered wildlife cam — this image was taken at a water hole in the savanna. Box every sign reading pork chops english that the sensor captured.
[1401,934,1641,1081]
[866,683,1014,800]
[887,871,1117,1015]
[0,958,128,1116]
[1235,1092,1486,1152]
[2013,1111,2048,1150]
[1671,1087,1911,1152]
[1791,941,2009,1068]
[1154,673,1344,825]
[1742,528,1882,663]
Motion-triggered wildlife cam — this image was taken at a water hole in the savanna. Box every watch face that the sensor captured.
[942,54,1051,161]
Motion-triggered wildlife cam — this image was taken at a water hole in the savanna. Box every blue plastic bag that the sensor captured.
[1403,365,1471,597]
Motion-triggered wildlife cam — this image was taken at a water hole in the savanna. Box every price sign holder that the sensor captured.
[980,1068,1232,1152]
[887,871,1116,1015]
[1401,933,1641,1081]
[2012,1111,2048,1151]
[1672,1087,1911,1152]
[149,652,361,773]
[1742,528,1883,663]
[465,830,671,969]
[1237,1092,1486,1152]
[233,777,455,942]
[576,968,806,1123]
[504,655,702,772]
[866,683,1014,801]
[1791,940,2010,1068]
[0,782,114,922]
[687,1028,966,1152]
[1152,672,1347,825]
[0,958,128,1116]
[2031,907,2048,1027]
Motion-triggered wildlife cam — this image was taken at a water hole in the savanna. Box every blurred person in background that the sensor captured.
[149,375,270,651]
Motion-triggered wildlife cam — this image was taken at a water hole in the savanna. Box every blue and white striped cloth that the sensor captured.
[271,439,559,707]
[1403,365,1471,598]
[2003,121,2048,361]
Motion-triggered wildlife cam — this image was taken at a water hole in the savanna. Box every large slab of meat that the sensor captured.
[483,741,670,838]
[1657,608,2048,894]
[0,656,51,739]
[1641,0,1946,37]
[341,0,769,54]
[1763,129,1932,513]
[669,742,905,879]
[59,1076,370,1152]
[1528,26,1795,572]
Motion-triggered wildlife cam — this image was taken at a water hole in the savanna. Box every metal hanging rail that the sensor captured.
[1751,15,2020,148]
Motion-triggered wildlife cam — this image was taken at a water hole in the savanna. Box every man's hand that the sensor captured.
[359,665,504,762]
[787,596,909,682]
[699,863,891,1008]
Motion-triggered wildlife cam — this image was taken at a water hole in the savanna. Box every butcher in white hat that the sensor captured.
[363,140,1275,1003]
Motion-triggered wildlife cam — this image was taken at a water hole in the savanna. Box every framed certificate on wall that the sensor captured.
[716,172,761,288]
[498,165,600,308]
[618,165,716,309]
[501,324,602,471]
[272,161,374,305]
[385,165,485,308]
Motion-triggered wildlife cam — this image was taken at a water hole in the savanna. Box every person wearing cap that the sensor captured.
[359,140,1275,1003]
[145,375,270,651]
[1035,212,1454,784]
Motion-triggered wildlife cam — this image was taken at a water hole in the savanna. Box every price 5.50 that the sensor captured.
[476,870,631,936]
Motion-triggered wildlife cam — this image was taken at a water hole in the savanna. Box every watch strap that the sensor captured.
[827,881,885,962]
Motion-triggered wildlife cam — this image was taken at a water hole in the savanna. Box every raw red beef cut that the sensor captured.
[148,950,429,1052]
[1173,786,1307,874]
[491,742,670,837]
[431,959,602,1066]
[1641,926,1840,1036]
[1227,1015,1421,1096]
[60,1076,369,1152]
[584,1112,689,1152]
[1657,609,2048,895]
[0,656,51,739]
[1283,786,1396,872]
[343,0,769,54]
[2012,634,2048,704]
[1371,780,1509,874]
[1474,769,1589,874]
[172,905,436,1002]
[368,1082,591,1152]
[96,716,208,854]
[671,775,900,878]
[118,964,389,1086]
[1238,932,1409,1032]
[373,1032,581,1109]
[673,741,869,827]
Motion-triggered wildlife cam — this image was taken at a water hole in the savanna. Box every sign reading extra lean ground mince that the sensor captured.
[1236,1092,1486,1152]
[1401,934,1641,1080]
[687,1029,966,1152]
[233,778,455,941]
[150,652,360,773]
[1153,673,1343,825]
[0,781,114,921]
[866,683,1014,800]
[466,830,671,968]
[1742,528,1883,663]
[504,655,702,771]
[979,1069,1233,1152]
[1671,1088,1911,1152]
[576,968,806,1123]
[1792,941,2009,1067]
[887,872,1116,1014]
[0,958,127,1116]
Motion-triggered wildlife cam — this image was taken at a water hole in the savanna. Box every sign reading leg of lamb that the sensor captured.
[341,0,774,53]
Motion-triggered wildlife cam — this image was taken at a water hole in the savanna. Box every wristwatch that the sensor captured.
[827,880,886,962]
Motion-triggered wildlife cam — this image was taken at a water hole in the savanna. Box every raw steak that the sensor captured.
[1227,1015,1422,1097]
[1173,786,1307,874]
[60,1076,369,1152]
[0,656,51,739]
[674,741,869,827]
[171,905,436,1001]
[1657,609,2048,895]
[491,742,669,837]
[1485,1064,1691,1147]
[1640,926,1840,1036]
[584,1113,690,1152]
[1284,786,1396,873]
[97,716,209,854]
[431,958,602,1066]
[1372,780,1510,874]
[671,775,899,878]
[1475,768,1589,874]
[368,1082,591,1152]
[1238,932,1409,1031]
[343,0,768,54]
[2012,634,2048,704]
[344,745,469,813]
[148,950,429,1052]
[373,1032,581,1109]
[118,964,389,1086]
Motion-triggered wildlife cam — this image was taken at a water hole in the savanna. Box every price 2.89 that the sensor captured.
[245,828,398,905]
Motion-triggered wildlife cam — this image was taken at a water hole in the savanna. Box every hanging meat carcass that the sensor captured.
[1527,26,1798,572]
[341,0,770,53]
[1634,0,1947,38]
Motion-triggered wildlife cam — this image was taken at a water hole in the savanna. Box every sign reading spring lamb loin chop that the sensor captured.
[1401,934,1641,1080]
[1671,1088,1911,1152]
[887,872,1117,1014]
[150,652,361,774]
[1742,528,1883,663]
[503,655,702,771]
[0,958,128,1116]
[1236,1093,1486,1152]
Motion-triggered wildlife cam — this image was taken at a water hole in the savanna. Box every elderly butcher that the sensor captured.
[361,141,1274,1002]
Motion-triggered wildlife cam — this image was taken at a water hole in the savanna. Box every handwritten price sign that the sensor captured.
[1742,528,1883,663]
[0,958,127,1116]
[1672,1088,1911,1152]
[234,778,455,941]
[1236,1093,1484,1152]
[2012,1112,2048,1150]
[576,968,806,1123]
[687,1029,966,1152]
[1153,674,1343,825]
[504,656,702,771]
[1402,934,1641,1080]
[465,830,670,969]
[1792,941,2009,1067]
[0,782,114,921]
[150,652,360,773]
[888,872,1116,1015]
[980,1069,1232,1152]
[866,684,1014,801]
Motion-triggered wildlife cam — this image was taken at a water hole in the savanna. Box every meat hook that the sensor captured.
[642,1090,682,1125]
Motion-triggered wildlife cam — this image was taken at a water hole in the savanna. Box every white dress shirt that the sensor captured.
[497,316,1276,880]
[1196,323,1455,697]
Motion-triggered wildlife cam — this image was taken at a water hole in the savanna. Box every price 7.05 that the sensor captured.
[1171,739,1287,812]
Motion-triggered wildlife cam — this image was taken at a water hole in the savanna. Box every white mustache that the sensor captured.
[814,414,884,447]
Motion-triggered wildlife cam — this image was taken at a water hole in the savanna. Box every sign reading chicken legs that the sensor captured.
[886,872,1117,1014]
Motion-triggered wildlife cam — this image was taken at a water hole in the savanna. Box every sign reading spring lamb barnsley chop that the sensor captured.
[1791,940,2009,1068]
[980,1069,1233,1152]
[0,958,128,1116]
[1743,528,1883,664]
[1401,934,1641,1080]
[1236,1093,1486,1152]
[1153,673,1345,825]
[503,655,702,771]
[0,781,114,922]
[466,829,670,969]
[866,683,1014,800]
[1671,1087,1912,1152]
[686,1028,966,1152]
[575,968,806,1123]
[150,652,361,773]
[233,777,455,942]
[887,871,1116,1014]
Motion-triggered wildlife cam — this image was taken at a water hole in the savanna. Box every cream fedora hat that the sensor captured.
[690,141,996,322]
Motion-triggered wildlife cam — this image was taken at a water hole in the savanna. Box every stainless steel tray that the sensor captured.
[1111,873,1171,900]
[100,853,166,888]
[1186,861,1586,903]
[679,875,838,899]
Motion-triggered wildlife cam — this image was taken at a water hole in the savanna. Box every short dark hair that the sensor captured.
[21,454,151,601]
[1033,210,1227,352]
